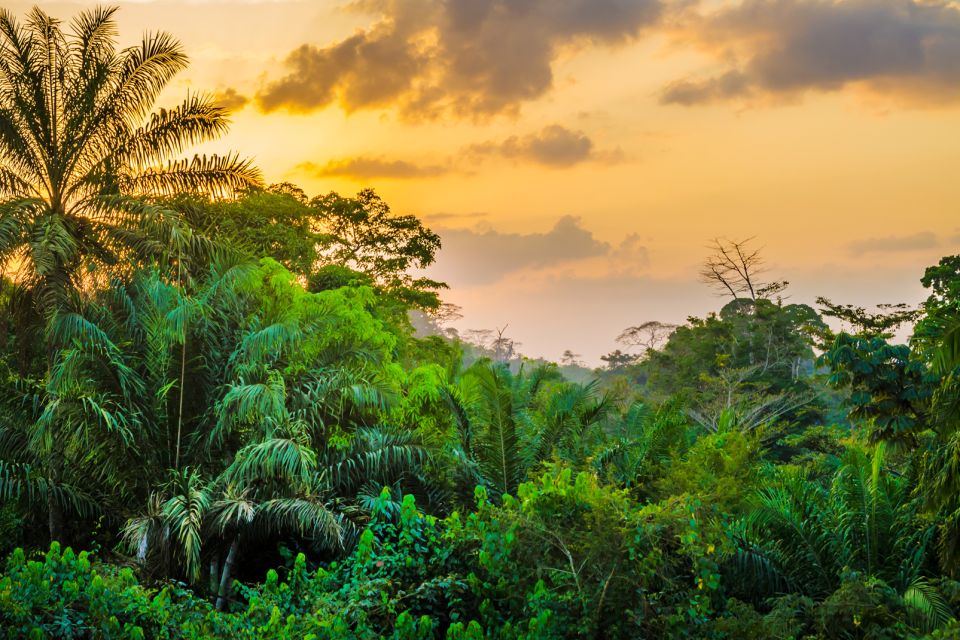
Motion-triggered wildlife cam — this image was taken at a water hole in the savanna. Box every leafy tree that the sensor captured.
[641,299,825,436]
[175,186,319,278]
[820,333,932,443]
[310,189,446,310]
[816,297,920,341]
[600,349,638,371]
[592,400,690,495]
[914,255,960,355]
[616,320,678,357]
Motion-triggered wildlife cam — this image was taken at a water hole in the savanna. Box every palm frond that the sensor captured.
[904,577,954,633]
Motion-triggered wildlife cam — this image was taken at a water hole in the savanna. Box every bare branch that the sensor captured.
[700,237,787,302]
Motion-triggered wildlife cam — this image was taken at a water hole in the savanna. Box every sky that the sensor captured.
[17,0,960,364]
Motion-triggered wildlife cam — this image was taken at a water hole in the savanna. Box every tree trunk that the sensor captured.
[216,537,240,611]
[175,336,187,470]
[46,337,64,543]
[47,452,64,543]
[209,557,220,596]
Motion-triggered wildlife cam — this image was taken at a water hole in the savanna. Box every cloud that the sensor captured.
[256,0,663,118]
[214,87,250,111]
[847,231,940,255]
[469,124,623,168]
[429,217,653,287]
[423,211,490,222]
[662,0,960,106]
[433,216,611,285]
[296,157,450,180]
[609,233,651,273]
[298,124,624,179]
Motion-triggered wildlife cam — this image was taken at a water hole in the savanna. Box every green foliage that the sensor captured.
[821,334,933,442]
[592,400,690,493]
[656,428,761,514]
[0,6,259,316]
[0,7,959,638]
[183,187,446,312]
[0,542,211,638]
[728,445,936,604]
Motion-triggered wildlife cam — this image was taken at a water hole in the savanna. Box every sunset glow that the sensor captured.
[23,0,959,362]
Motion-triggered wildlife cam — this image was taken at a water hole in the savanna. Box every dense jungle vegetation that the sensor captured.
[1,7,960,639]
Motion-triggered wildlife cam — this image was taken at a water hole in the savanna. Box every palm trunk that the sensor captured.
[175,336,187,470]
[46,323,64,543]
[209,557,220,595]
[216,537,240,611]
[47,451,64,543]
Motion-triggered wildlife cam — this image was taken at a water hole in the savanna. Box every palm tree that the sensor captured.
[918,318,960,573]
[729,445,952,632]
[122,425,428,606]
[448,361,607,498]
[0,6,259,540]
[0,6,259,316]
[592,400,689,492]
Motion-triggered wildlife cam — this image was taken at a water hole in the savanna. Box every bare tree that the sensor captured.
[700,237,787,302]
[616,321,678,356]
[492,325,519,362]
[465,325,520,361]
[560,350,583,367]
[464,328,494,350]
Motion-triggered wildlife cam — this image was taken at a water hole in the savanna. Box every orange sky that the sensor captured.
[20,0,960,363]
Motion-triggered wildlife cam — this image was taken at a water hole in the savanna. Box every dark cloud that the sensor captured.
[848,231,939,255]
[470,125,624,167]
[298,124,622,179]
[257,23,427,113]
[257,0,663,118]
[297,157,449,180]
[214,87,249,111]
[471,125,591,167]
[661,70,752,106]
[434,216,611,285]
[662,0,960,106]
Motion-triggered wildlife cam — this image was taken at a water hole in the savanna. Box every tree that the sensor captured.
[600,349,639,371]
[0,7,259,318]
[592,401,689,493]
[175,187,319,278]
[490,325,519,362]
[730,445,942,618]
[913,255,960,355]
[445,361,606,498]
[462,326,521,363]
[616,321,678,356]
[642,300,823,423]
[700,238,787,302]
[816,297,920,341]
[0,7,259,541]
[311,189,446,310]
[181,186,447,314]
